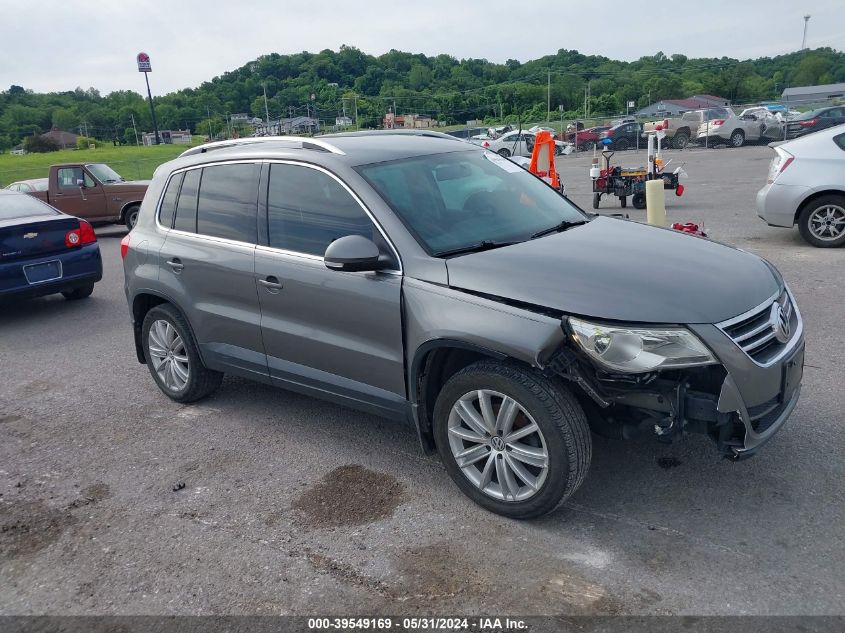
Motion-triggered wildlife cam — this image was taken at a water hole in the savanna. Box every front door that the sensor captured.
[254,162,406,419]
[53,167,107,220]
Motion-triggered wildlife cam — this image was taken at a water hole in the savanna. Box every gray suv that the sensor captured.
[122,132,805,519]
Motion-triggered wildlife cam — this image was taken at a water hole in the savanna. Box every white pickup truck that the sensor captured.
[643,107,734,149]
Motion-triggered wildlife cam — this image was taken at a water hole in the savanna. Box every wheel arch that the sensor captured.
[410,339,512,453]
[131,290,199,365]
[793,189,845,225]
[119,200,143,220]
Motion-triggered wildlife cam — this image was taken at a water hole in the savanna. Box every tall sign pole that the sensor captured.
[137,52,160,145]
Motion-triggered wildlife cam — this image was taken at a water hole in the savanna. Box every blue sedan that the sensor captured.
[0,190,102,301]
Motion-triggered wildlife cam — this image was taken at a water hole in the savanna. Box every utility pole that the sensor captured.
[547,71,551,124]
[353,94,359,130]
[263,83,270,125]
[130,113,139,146]
[206,105,213,140]
[801,14,811,49]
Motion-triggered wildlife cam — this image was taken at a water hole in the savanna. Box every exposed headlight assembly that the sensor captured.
[568,317,717,373]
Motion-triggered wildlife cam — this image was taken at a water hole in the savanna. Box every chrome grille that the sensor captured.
[719,291,799,365]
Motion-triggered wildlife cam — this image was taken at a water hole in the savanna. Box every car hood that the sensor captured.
[444,216,781,324]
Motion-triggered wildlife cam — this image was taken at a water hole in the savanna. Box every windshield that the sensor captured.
[86,163,124,183]
[357,150,587,255]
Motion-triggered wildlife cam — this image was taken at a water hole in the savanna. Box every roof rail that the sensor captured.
[179,136,345,158]
[323,129,465,142]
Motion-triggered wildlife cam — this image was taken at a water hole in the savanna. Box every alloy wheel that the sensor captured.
[148,319,190,391]
[808,204,845,241]
[447,389,549,502]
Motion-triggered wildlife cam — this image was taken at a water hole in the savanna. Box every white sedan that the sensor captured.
[479,131,567,157]
[756,124,845,247]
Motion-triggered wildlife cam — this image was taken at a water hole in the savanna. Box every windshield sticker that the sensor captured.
[484,151,524,173]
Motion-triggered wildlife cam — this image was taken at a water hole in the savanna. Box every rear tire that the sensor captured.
[497,148,511,158]
[432,360,591,519]
[124,205,140,230]
[729,130,745,148]
[61,283,94,300]
[797,195,845,248]
[592,193,601,209]
[141,304,223,403]
[620,195,627,208]
[673,132,690,149]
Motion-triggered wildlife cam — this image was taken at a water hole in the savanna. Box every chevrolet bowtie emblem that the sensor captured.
[23,232,38,239]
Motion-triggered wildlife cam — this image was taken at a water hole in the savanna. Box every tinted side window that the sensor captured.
[173,169,201,233]
[267,164,376,256]
[158,172,183,228]
[834,133,845,151]
[196,163,260,243]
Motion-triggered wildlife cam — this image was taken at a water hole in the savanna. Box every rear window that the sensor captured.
[0,192,59,219]
[196,163,260,243]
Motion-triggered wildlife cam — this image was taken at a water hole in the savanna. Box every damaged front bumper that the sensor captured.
[556,289,805,459]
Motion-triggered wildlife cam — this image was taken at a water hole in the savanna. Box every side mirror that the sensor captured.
[324,235,385,273]
[76,178,86,187]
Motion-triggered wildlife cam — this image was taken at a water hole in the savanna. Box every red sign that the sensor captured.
[137,52,151,73]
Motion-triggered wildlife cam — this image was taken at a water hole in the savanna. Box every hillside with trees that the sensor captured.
[1,46,843,149]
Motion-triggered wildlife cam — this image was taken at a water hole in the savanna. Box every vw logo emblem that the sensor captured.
[491,436,506,452]
[771,303,791,344]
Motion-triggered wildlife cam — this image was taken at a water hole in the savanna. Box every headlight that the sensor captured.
[568,317,717,373]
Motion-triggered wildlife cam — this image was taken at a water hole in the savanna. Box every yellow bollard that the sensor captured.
[645,179,667,226]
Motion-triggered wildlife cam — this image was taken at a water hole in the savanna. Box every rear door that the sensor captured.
[52,167,107,220]
[254,161,406,418]
[157,162,268,380]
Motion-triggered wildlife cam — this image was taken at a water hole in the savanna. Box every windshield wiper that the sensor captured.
[435,239,520,258]
[530,219,588,240]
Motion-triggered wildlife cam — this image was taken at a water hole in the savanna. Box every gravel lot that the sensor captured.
[1,145,843,616]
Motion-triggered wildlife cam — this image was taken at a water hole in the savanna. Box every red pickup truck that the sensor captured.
[26,163,149,229]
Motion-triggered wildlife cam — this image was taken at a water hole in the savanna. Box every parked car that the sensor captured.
[0,190,102,301]
[480,131,565,157]
[697,108,785,147]
[785,106,845,139]
[4,178,48,194]
[566,126,610,151]
[756,124,845,247]
[123,133,804,519]
[643,108,734,149]
[23,163,149,229]
[598,121,643,150]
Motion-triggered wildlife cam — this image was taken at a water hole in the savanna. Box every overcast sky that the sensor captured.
[2,0,843,96]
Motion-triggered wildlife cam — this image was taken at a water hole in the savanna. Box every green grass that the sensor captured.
[0,139,206,186]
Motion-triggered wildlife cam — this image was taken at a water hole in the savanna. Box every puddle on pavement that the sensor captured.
[292,465,405,528]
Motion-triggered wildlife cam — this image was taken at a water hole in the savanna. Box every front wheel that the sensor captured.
[632,192,647,209]
[592,193,601,209]
[141,304,223,402]
[673,132,690,149]
[433,360,592,519]
[124,205,140,230]
[797,195,845,247]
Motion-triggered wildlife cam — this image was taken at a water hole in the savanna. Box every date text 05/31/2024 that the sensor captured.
[307,617,528,631]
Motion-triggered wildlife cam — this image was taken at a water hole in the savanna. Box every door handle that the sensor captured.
[166,258,184,273]
[259,276,283,292]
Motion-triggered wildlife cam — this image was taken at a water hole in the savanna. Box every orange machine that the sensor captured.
[527,130,561,191]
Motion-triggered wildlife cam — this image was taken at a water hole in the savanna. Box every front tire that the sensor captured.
[797,195,845,247]
[592,193,601,209]
[61,282,94,300]
[433,360,591,519]
[632,192,647,209]
[141,304,223,402]
[124,205,140,230]
[673,131,690,149]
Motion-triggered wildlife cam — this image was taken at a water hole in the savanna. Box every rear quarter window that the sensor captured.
[834,133,845,151]
[173,169,201,233]
[158,172,183,228]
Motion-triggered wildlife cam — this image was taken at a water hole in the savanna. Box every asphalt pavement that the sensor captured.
[1,145,843,616]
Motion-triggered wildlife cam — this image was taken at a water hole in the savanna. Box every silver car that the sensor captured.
[756,124,845,247]
[123,132,804,519]
[697,108,785,148]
